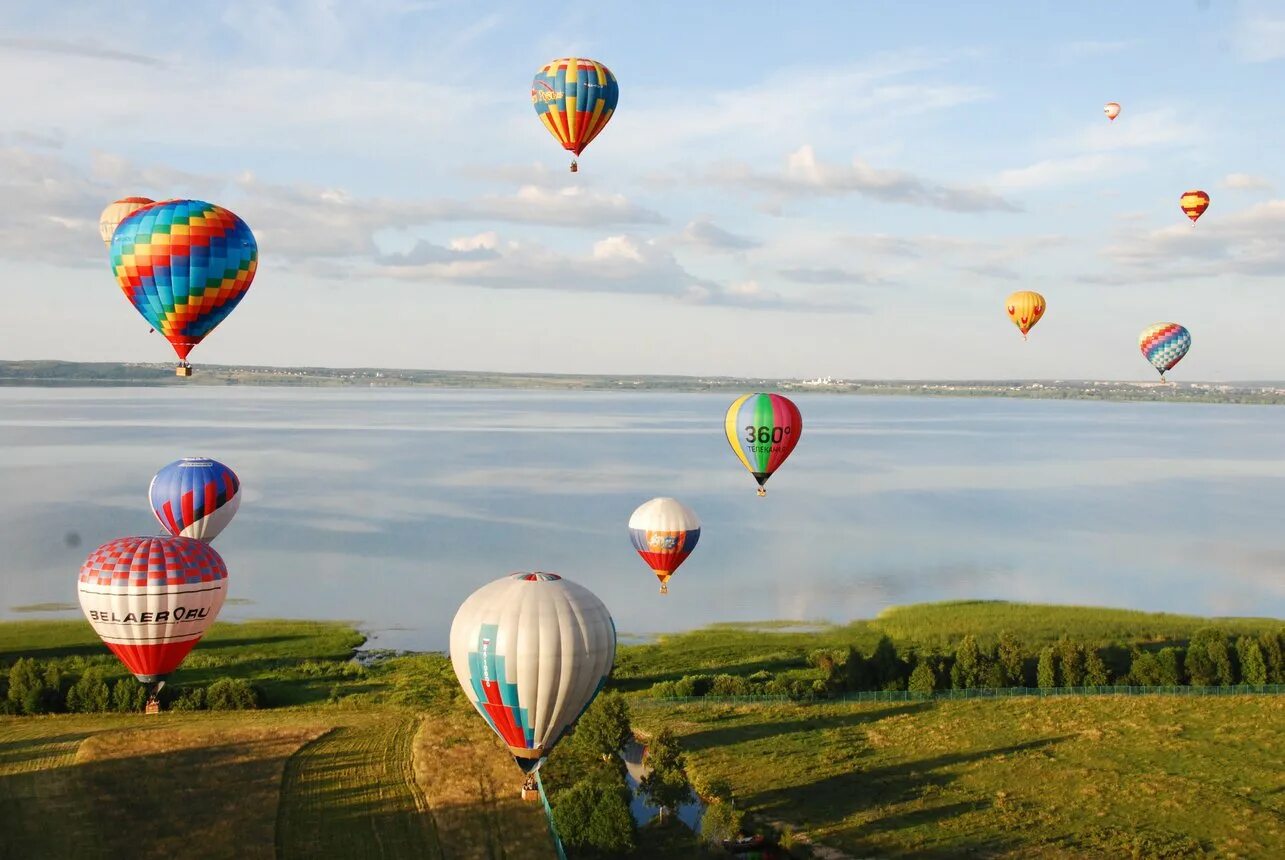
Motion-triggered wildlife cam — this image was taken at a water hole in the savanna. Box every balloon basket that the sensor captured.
[176,365,192,377]
[521,774,539,802]
[145,699,161,715]
[569,159,579,173]
[756,487,767,497]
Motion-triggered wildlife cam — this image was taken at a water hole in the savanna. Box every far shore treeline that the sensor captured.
[2,602,1282,718]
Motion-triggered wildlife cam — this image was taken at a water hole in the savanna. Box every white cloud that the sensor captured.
[1221,173,1274,191]
[674,219,760,252]
[1076,107,1194,153]
[1232,3,1285,62]
[694,145,1019,213]
[0,37,162,66]
[995,153,1138,190]
[1089,199,1285,282]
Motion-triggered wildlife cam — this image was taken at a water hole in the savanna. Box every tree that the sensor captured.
[1236,637,1268,686]
[112,680,147,712]
[997,632,1026,687]
[1083,649,1110,687]
[575,693,632,760]
[1258,631,1284,684]
[1056,640,1085,687]
[870,636,906,691]
[1037,647,1057,689]
[908,660,937,695]
[551,780,635,855]
[843,645,870,691]
[640,728,693,821]
[7,658,61,714]
[1156,648,1185,686]
[701,800,744,845]
[1187,628,1233,686]
[950,635,984,689]
[1128,650,1160,685]
[66,669,111,713]
[7,658,42,709]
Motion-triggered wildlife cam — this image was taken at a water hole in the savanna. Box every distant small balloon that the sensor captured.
[629,497,701,595]
[1139,322,1191,381]
[98,197,154,247]
[1005,291,1047,341]
[1180,190,1210,224]
[1104,102,1121,121]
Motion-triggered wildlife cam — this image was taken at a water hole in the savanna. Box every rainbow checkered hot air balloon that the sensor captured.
[110,199,258,376]
[629,497,701,595]
[725,393,803,496]
[1180,190,1209,224]
[531,57,618,172]
[1139,322,1191,382]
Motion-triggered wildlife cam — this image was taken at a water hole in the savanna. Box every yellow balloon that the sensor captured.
[98,197,154,247]
[1005,291,1046,340]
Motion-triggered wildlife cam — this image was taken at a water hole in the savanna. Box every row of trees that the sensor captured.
[646,628,1285,699]
[2,658,261,715]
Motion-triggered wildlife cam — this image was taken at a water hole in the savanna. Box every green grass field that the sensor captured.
[632,696,1284,858]
[2,604,1283,858]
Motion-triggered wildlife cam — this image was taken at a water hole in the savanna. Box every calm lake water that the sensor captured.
[1,387,1283,650]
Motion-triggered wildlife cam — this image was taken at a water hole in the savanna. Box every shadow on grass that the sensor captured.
[681,702,933,752]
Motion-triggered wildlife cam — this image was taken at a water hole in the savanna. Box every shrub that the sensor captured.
[649,680,678,698]
[1036,647,1057,689]
[205,678,260,710]
[997,631,1026,686]
[672,675,713,698]
[1156,648,1185,686]
[1083,649,1110,687]
[701,799,745,845]
[908,660,937,694]
[575,692,632,759]
[169,686,207,712]
[112,680,147,712]
[66,669,112,713]
[1236,636,1268,686]
[710,675,751,696]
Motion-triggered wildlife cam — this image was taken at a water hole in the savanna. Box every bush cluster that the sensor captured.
[2,658,262,715]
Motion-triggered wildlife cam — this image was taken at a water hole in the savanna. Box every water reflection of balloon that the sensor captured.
[450,573,615,788]
[1139,322,1191,382]
[110,199,257,376]
[1180,190,1209,224]
[1005,290,1047,341]
[150,458,241,542]
[77,536,228,708]
[629,497,700,595]
[724,393,803,496]
[531,57,618,172]
[98,197,155,247]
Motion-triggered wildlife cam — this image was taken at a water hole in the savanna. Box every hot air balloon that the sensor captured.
[629,498,700,595]
[77,535,228,709]
[1005,291,1047,340]
[1180,190,1209,224]
[110,199,258,377]
[1139,322,1191,382]
[725,393,803,496]
[1104,102,1121,121]
[150,458,241,542]
[450,573,615,791]
[98,197,155,247]
[531,57,618,172]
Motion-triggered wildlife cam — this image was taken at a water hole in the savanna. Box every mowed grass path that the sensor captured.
[0,706,552,860]
[633,695,1285,858]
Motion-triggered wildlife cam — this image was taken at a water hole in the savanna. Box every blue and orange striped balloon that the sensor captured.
[149,458,241,542]
[531,57,618,168]
[110,199,257,365]
[1139,323,1191,381]
[724,394,803,496]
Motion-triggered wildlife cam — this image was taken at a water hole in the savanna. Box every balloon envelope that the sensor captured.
[450,573,615,773]
[98,197,155,247]
[110,199,258,362]
[1104,102,1121,120]
[77,536,228,682]
[629,497,700,593]
[1139,322,1191,379]
[531,57,618,158]
[724,393,803,494]
[1005,290,1046,339]
[1180,190,1209,223]
[149,458,241,542]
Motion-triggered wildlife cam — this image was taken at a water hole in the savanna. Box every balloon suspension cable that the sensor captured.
[757,487,767,497]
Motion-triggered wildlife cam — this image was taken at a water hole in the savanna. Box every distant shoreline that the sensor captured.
[4,360,1285,404]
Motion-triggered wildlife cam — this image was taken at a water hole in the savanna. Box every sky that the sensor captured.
[1,0,1283,380]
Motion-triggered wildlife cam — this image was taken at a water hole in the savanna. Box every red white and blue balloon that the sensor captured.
[149,458,241,542]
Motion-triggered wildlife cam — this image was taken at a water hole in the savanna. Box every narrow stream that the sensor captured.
[621,740,705,830]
